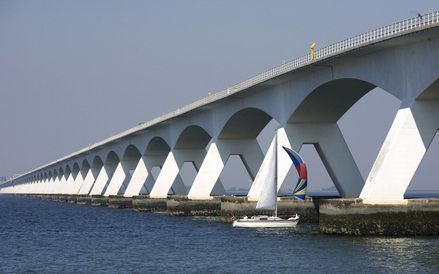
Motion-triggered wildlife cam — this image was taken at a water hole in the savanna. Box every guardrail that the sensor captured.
[156,11,439,125]
[6,11,439,183]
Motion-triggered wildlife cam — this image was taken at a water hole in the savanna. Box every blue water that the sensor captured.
[1,196,439,273]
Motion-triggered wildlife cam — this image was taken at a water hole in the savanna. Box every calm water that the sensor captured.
[1,196,439,273]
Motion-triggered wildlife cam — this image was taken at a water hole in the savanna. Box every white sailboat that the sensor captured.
[232,129,302,228]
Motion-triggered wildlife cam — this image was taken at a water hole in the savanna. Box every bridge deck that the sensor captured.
[10,11,439,181]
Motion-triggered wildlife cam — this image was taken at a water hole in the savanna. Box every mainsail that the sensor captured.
[282,147,308,201]
[255,133,277,210]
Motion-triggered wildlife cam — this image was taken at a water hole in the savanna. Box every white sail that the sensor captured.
[255,135,277,210]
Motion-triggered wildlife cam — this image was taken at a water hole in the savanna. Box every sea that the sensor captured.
[1,195,439,274]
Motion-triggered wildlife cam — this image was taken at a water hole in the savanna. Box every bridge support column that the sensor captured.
[122,154,166,197]
[28,181,36,194]
[149,149,206,198]
[72,172,84,195]
[89,166,110,195]
[63,173,75,194]
[36,179,44,194]
[361,103,439,202]
[103,150,148,197]
[56,175,67,195]
[188,139,263,200]
[124,157,149,197]
[78,169,95,195]
[288,123,364,197]
[249,124,363,200]
[49,176,59,194]
[103,162,126,197]
[43,177,53,194]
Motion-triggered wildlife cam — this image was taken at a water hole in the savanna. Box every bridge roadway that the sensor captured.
[2,12,439,205]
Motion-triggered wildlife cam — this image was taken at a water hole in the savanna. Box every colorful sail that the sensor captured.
[282,147,307,201]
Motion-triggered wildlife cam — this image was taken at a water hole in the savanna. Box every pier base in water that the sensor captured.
[319,198,439,236]
[108,196,132,209]
[167,196,221,216]
[91,195,108,207]
[76,195,92,205]
[132,196,167,212]
[221,196,319,223]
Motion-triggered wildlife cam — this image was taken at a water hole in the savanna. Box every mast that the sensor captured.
[274,128,278,217]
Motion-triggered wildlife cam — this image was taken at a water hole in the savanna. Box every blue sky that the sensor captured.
[1,1,438,191]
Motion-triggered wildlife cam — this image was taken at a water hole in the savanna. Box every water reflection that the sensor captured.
[360,237,439,272]
[1,196,439,274]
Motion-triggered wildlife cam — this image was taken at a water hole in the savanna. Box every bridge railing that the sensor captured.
[5,11,439,183]
[162,11,439,126]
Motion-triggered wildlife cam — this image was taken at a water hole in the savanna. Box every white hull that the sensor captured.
[232,215,299,228]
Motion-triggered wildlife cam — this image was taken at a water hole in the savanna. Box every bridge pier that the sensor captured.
[71,169,84,195]
[187,139,263,200]
[103,162,126,196]
[249,124,364,200]
[89,165,110,195]
[149,149,205,198]
[123,157,154,197]
[361,99,439,202]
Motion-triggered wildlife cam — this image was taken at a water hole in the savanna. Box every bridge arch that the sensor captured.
[53,169,58,181]
[289,78,376,123]
[114,145,143,195]
[91,156,104,178]
[72,162,80,179]
[218,107,274,139]
[285,78,401,197]
[64,165,72,178]
[81,159,91,171]
[144,137,170,156]
[57,167,64,180]
[123,144,142,159]
[175,125,211,149]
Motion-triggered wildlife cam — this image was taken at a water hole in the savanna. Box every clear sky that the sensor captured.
[1,1,438,191]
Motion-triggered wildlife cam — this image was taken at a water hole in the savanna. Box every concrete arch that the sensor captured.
[53,169,58,180]
[81,159,91,172]
[89,151,120,195]
[79,155,104,195]
[80,159,91,179]
[64,165,72,178]
[288,78,377,123]
[360,77,439,201]
[124,144,142,159]
[72,163,80,179]
[187,108,272,199]
[416,78,439,101]
[218,107,273,139]
[283,78,399,198]
[57,167,64,180]
[105,144,144,196]
[144,136,171,156]
[175,125,212,149]
[91,156,104,177]
[105,151,120,165]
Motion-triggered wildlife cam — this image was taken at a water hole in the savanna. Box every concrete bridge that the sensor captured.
[2,12,439,204]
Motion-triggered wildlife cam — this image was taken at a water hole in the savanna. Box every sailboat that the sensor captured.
[232,130,307,228]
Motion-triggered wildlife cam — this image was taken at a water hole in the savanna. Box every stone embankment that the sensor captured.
[319,198,439,236]
[17,194,439,235]
[20,194,319,223]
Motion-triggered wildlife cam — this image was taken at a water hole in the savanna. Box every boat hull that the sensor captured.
[232,219,298,228]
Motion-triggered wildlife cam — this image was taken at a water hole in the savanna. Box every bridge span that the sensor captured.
[2,12,439,204]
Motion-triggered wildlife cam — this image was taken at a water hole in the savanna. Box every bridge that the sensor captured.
[2,12,439,205]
